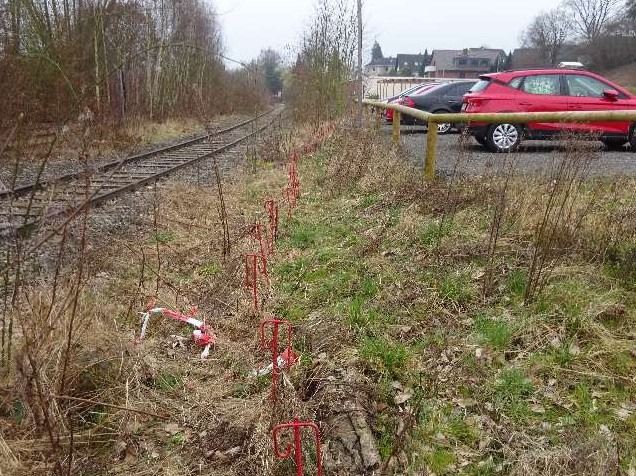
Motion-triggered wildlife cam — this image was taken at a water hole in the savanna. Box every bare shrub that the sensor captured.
[286,0,358,125]
[523,136,598,302]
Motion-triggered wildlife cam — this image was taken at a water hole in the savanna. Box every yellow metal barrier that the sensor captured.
[392,111,401,145]
[363,99,636,180]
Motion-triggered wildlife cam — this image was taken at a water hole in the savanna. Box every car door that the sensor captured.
[564,73,631,135]
[517,74,570,133]
[443,82,475,113]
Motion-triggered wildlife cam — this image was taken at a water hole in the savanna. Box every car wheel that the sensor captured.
[630,125,636,151]
[475,135,487,146]
[601,138,626,151]
[486,123,522,153]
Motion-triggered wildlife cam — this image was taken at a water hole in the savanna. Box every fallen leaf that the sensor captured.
[394,389,413,405]
[164,423,180,435]
[530,404,545,414]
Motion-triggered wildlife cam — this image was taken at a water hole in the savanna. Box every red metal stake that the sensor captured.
[244,253,260,313]
[264,199,279,252]
[288,162,300,204]
[283,187,294,219]
[260,319,294,402]
[248,223,270,284]
[272,417,322,476]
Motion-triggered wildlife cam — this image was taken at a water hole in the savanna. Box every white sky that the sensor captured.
[212,0,562,65]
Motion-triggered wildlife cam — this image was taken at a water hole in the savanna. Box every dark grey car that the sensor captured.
[403,81,477,132]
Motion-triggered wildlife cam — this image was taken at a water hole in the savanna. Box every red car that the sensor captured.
[462,69,636,152]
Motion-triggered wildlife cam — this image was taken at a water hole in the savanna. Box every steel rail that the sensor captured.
[0,107,284,233]
[0,107,278,200]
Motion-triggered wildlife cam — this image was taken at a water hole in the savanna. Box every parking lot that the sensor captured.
[382,125,636,177]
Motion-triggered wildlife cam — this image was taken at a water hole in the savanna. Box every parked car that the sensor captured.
[462,68,636,152]
[381,83,426,104]
[386,83,445,123]
[401,81,478,132]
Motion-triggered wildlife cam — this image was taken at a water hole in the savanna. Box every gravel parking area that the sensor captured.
[384,125,636,177]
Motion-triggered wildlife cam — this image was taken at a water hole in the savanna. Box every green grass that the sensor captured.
[153,229,176,244]
[426,448,456,474]
[438,270,475,306]
[474,314,516,351]
[359,336,411,378]
[269,138,636,473]
[491,368,533,422]
[152,372,181,390]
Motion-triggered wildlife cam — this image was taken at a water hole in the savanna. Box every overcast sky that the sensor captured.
[212,0,562,65]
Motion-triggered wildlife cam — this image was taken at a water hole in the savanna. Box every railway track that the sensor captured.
[0,107,283,235]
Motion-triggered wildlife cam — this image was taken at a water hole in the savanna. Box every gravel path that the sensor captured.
[384,125,636,177]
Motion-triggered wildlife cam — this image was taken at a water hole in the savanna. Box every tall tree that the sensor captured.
[371,40,383,61]
[627,0,636,19]
[258,48,283,96]
[522,8,571,64]
[565,0,623,41]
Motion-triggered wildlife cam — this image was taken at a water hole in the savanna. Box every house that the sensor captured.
[365,57,397,76]
[428,48,507,78]
[396,54,429,75]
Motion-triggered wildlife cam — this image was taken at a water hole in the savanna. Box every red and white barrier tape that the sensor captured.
[137,304,218,359]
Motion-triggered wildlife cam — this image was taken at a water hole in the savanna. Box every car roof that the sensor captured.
[478,69,634,96]
[405,80,476,98]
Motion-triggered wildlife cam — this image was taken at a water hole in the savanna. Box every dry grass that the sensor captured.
[0,124,336,475]
[1,122,635,475]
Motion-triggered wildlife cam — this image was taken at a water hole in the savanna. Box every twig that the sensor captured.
[49,394,169,420]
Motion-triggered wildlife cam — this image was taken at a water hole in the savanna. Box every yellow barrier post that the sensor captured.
[425,120,438,180]
[374,107,381,131]
[392,111,401,145]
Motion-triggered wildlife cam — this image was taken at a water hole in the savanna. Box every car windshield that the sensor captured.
[469,79,491,93]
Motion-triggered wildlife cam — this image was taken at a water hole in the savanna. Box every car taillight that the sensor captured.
[468,98,487,107]
[403,97,415,108]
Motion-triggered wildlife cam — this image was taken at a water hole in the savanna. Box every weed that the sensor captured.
[195,262,222,277]
[359,336,411,378]
[152,372,181,391]
[491,368,533,421]
[345,296,365,328]
[286,222,328,249]
[360,194,380,209]
[474,315,516,351]
[447,416,478,445]
[426,447,455,474]
[153,230,176,244]
[170,432,186,446]
[438,271,474,306]
[377,426,394,461]
[504,268,527,297]
[419,220,453,249]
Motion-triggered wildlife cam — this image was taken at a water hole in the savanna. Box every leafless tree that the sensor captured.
[287,0,357,124]
[565,0,623,41]
[522,8,571,64]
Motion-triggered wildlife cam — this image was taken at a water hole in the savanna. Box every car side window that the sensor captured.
[521,75,561,95]
[508,77,523,89]
[456,83,475,94]
[445,84,459,96]
[565,75,609,97]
